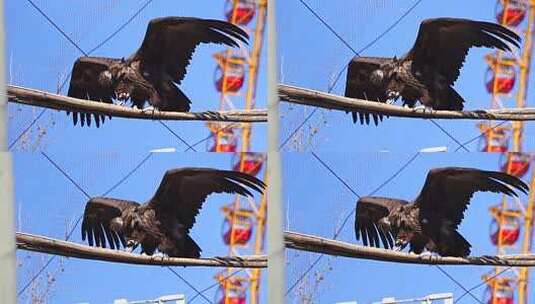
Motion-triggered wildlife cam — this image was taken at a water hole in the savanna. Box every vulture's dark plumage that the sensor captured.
[355,167,528,257]
[81,168,265,258]
[345,18,521,125]
[67,17,249,127]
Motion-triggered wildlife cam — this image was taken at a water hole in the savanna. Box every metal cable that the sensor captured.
[279,0,424,151]
[435,265,484,304]
[429,119,469,152]
[296,0,360,56]
[311,151,361,198]
[286,151,420,295]
[158,120,197,152]
[454,267,512,303]
[8,108,47,150]
[188,269,243,303]
[40,151,91,199]
[18,151,153,296]
[25,0,88,56]
[15,1,205,299]
[167,267,212,304]
[87,0,154,55]
[453,121,508,152]
[9,0,154,150]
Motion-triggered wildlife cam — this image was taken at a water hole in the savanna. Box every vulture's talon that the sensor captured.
[417,251,435,258]
[142,106,155,113]
[412,105,433,113]
[142,106,156,118]
[387,91,400,100]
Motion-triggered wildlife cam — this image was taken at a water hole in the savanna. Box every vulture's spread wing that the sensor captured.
[148,168,265,232]
[67,56,118,127]
[414,167,528,228]
[345,56,392,125]
[81,197,139,249]
[355,196,409,249]
[132,17,249,85]
[405,18,521,85]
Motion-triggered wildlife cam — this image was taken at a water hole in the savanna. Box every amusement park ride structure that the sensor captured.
[478,1,535,303]
[206,1,267,304]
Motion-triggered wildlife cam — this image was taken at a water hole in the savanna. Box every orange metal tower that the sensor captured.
[207,1,267,304]
[478,1,535,304]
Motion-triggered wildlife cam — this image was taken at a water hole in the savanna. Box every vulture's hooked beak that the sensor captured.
[117,92,130,101]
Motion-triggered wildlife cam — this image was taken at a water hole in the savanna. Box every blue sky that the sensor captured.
[8,0,535,303]
[282,152,533,303]
[7,1,266,303]
[277,0,535,153]
[277,1,535,303]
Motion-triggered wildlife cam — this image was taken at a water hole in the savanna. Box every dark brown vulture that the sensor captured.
[355,167,528,257]
[344,18,521,125]
[81,168,265,258]
[67,17,248,127]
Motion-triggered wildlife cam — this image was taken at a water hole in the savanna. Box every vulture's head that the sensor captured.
[115,78,134,101]
[120,211,145,250]
[384,208,414,250]
[102,61,138,102]
[345,56,392,102]
[109,216,139,249]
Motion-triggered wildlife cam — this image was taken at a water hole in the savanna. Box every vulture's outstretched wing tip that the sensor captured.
[67,56,116,128]
[407,18,522,86]
[81,197,138,250]
[355,197,406,249]
[150,167,265,232]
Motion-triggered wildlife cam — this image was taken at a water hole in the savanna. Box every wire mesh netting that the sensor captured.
[277,0,535,153]
[8,1,267,303]
[282,151,531,303]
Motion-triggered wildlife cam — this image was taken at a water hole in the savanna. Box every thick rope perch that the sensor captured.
[285,231,535,267]
[279,84,535,121]
[7,85,267,123]
[16,232,266,268]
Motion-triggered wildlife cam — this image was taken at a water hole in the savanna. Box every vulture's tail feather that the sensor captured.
[181,235,201,259]
[433,87,465,111]
[451,231,471,257]
[439,230,471,257]
[447,87,465,111]
[175,87,192,112]
[68,111,104,128]
[155,84,191,112]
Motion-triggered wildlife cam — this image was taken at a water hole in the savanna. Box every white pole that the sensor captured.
[0,0,16,303]
[267,0,285,303]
